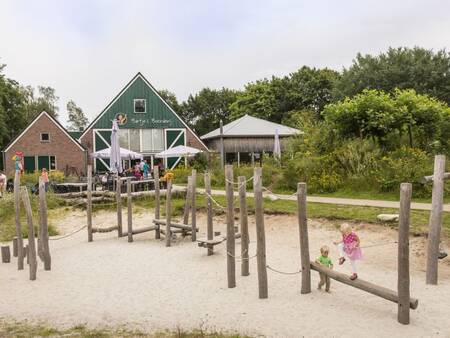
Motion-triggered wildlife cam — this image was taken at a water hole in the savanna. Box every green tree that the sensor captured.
[334,47,450,104]
[159,89,181,114]
[21,85,59,120]
[66,100,88,131]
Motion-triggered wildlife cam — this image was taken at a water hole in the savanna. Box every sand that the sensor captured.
[1,209,450,337]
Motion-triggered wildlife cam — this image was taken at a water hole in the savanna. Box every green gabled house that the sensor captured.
[79,73,208,172]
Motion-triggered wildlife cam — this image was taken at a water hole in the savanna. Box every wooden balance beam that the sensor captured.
[310,262,418,310]
[152,219,198,232]
[120,225,158,237]
[197,233,241,249]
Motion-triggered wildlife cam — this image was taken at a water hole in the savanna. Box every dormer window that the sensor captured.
[40,133,50,142]
[134,99,146,113]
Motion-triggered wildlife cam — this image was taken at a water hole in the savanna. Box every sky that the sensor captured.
[1,0,450,126]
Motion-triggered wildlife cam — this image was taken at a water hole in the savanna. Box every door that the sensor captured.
[24,156,36,173]
[38,156,50,171]
[165,129,185,169]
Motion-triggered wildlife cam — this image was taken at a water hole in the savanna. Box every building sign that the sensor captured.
[129,117,172,128]
[116,113,127,125]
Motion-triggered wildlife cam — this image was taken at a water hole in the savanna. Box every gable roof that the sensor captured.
[80,72,208,150]
[3,111,86,152]
[201,114,302,140]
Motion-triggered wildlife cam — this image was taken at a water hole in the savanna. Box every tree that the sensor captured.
[334,47,450,104]
[21,85,59,120]
[181,87,240,136]
[159,89,181,114]
[66,100,88,131]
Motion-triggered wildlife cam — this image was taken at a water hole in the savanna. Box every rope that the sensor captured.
[225,176,254,190]
[227,251,258,261]
[262,186,297,199]
[204,191,227,210]
[49,225,87,241]
[266,265,302,275]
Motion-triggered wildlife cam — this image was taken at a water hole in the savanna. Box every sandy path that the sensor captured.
[1,210,450,337]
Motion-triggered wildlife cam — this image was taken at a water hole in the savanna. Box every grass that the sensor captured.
[0,320,250,338]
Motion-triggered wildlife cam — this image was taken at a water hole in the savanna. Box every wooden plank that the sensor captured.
[14,171,24,270]
[239,176,249,276]
[116,175,123,237]
[1,246,10,263]
[310,262,418,310]
[205,172,214,256]
[127,178,133,243]
[154,165,160,239]
[165,180,173,247]
[254,167,268,298]
[191,169,197,242]
[121,226,157,237]
[87,165,93,242]
[225,165,236,288]
[152,220,197,231]
[197,236,226,245]
[39,177,51,271]
[426,155,446,285]
[398,183,412,324]
[183,176,192,225]
[21,186,37,280]
[298,182,311,294]
[421,172,450,183]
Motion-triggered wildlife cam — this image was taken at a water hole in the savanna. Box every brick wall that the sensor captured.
[186,129,209,151]
[80,128,94,166]
[4,114,86,176]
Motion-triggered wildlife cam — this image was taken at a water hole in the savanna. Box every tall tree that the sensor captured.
[334,47,450,104]
[21,85,59,120]
[159,89,181,114]
[66,100,88,131]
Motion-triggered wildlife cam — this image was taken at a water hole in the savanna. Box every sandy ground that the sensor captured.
[1,209,450,338]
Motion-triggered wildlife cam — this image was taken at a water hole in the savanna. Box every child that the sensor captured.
[41,168,50,192]
[316,245,333,292]
[334,223,362,280]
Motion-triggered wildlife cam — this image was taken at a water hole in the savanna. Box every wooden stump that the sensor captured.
[21,187,37,280]
[154,165,161,239]
[297,183,311,294]
[254,167,268,298]
[239,176,249,276]
[14,171,24,270]
[204,173,214,256]
[39,177,51,270]
[87,165,93,242]
[225,165,236,288]
[12,237,18,257]
[191,169,197,242]
[1,246,11,263]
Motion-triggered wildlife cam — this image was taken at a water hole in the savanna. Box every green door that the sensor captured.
[165,129,185,169]
[24,156,36,173]
[38,156,50,171]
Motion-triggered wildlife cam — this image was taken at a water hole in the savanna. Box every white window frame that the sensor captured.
[40,132,50,143]
[133,99,146,114]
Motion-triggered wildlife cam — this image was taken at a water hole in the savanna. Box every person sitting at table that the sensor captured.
[134,166,142,180]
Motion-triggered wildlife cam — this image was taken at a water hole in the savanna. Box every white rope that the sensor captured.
[204,191,227,210]
[262,186,297,199]
[49,225,87,241]
[266,265,302,275]
[227,251,258,261]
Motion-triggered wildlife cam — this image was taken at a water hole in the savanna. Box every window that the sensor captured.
[134,99,146,113]
[118,129,129,149]
[50,156,56,170]
[116,129,164,152]
[40,133,50,142]
[152,129,164,151]
[130,130,140,152]
[37,155,56,171]
[141,129,164,152]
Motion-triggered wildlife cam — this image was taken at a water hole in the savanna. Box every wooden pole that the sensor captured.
[225,165,236,288]
[127,178,133,243]
[191,169,197,242]
[254,167,268,298]
[154,165,161,239]
[204,172,214,256]
[39,177,51,270]
[20,186,37,281]
[426,154,446,285]
[116,175,123,238]
[398,182,412,324]
[1,246,11,263]
[220,120,225,169]
[183,176,193,225]
[14,171,24,270]
[239,176,249,276]
[12,237,18,257]
[297,182,311,294]
[87,165,93,242]
[165,180,173,247]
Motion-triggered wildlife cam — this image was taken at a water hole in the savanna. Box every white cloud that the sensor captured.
[1,0,449,126]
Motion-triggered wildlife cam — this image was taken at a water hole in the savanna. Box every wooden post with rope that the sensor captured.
[116,175,123,238]
[239,176,249,276]
[14,171,24,270]
[191,169,197,241]
[204,172,214,256]
[154,165,161,239]
[39,177,51,270]
[127,178,133,243]
[254,167,268,298]
[297,182,311,294]
[225,165,236,288]
[87,165,93,242]
[20,186,37,280]
[183,176,192,225]
[398,182,412,324]
[165,180,173,247]
[426,155,446,285]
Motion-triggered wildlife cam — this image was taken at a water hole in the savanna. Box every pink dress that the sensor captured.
[343,232,362,260]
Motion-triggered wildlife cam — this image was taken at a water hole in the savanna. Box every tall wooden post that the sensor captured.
[191,169,197,241]
[39,177,51,271]
[14,171,24,270]
[239,176,249,276]
[298,183,311,294]
[154,165,160,239]
[398,183,412,324]
[225,165,236,288]
[127,178,133,243]
[20,187,37,280]
[220,120,225,169]
[254,167,268,298]
[183,176,193,225]
[204,172,214,256]
[87,165,93,242]
[165,180,173,247]
[116,175,123,237]
[426,155,446,285]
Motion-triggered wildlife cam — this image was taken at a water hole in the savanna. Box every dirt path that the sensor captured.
[1,210,449,337]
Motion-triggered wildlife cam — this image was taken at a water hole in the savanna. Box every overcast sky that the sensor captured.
[1,0,449,125]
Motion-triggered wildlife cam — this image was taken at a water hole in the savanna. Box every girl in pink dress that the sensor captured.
[334,223,362,280]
